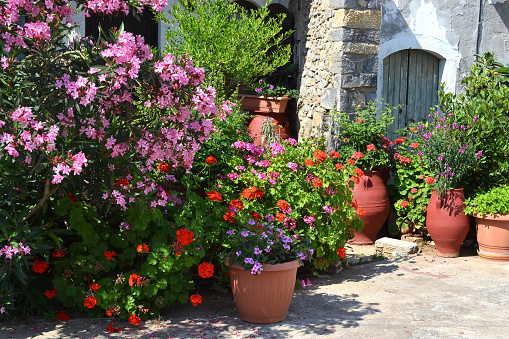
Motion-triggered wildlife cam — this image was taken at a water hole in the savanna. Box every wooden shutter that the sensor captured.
[382,49,439,140]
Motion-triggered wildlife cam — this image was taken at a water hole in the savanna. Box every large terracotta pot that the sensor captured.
[350,171,390,244]
[238,94,290,113]
[247,114,291,146]
[228,260,300,324]
[474,213,509,261]
[426,188,469,257]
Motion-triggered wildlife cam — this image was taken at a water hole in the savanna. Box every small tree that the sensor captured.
[160,0,293,99]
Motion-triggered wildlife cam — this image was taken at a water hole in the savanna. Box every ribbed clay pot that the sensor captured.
[350,171,390,244]
[426,188,469,257]
[474,213,509,261]
[247,114,291,146]
[228,260,300,324]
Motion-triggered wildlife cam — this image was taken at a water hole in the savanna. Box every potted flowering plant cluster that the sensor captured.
[330,102,394,244]
[224,223,312,323]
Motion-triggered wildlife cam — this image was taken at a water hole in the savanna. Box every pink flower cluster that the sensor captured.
[0,243,31,259]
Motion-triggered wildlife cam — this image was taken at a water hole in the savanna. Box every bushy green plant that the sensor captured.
[388,134,433,234]
[438,52,509,193]
[464,185,509,216]
[203,138,364,270]
[161,0,293,99]
[330,102,394,171]
[243,78,300,98]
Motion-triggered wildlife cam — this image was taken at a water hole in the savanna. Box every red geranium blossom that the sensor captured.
[206,190,222,202]
[198,262,214,279]
[335,163,344,170]
[329,151,340,158]
[52,249,65,258]
[229,199,244,211]
[116,178,129,187]
[176,228,194,245]
[251,212,262,220]
[275,213,285,222]
[395,138,403,144]
[129,314,141,326]
[350,176,360,184]
[32,259,49,274]
[107,322,122,333]
[352,152,365,160]
[337,247,347,259]
[304,159,314,167]
[223,211,236,223]
[366,144,376,152]
[103,251,116,260]
[106,310,113,317]
[356,207,366,216]
[137,243,149,253]
[89,282,101,291]
[57,310,69,321]
[313,150,326,163]
[276,200,289,211]
[190,294,202,306]
[240,186,263,199]
[425,176,435,185]
[129,273,142,287]
[83,296,97,309]
[45,289,57,299]
[353,168,364,177]
[410,188,418,194]
[400,200,409,208]
[312,177,323,187]
[158,162,171,173]
[205,156,218,164]
[410,142,419,148]
[347,159,355,165]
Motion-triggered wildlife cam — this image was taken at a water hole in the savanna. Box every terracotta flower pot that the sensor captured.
[228,260,300,324]
[247,114,291,146]
[426,188,470,257]
[350,171,390,244]
[238,94,290,113]
[474,213,509,261]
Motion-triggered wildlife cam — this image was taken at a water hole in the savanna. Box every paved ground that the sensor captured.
[2,243,509,339]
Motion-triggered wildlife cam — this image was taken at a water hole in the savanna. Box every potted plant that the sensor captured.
[464,185,509,261]
[330,102,395,244]
[223,223,312,323]
[415,110,482,257]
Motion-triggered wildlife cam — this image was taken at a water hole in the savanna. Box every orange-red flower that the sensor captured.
[329,151,340,159]
[129,314,141,326]
[206,190,222,202]
[32,259,49,274]
[106,310,113,317]
[251,212,262,220]
[410,188,418,194]
[223,211,236,223]
[313,150,326,164]
[367,144,376,152]
[352,152,365,160]
[240,186,263,199]
[353,168,364,178]
[275,213,285,222]
[335,163,344,170]
[276,200,289,211]
[351,200,358,209]
[137,243,149,253]
[57,310,69,321]
[304,159,314,167]
[400,200,409,208]
[107,322,122,333]
[190,294,202,307]
[410,142,419,148]
[356,207,366,216]
[229,199,244,211]
[350,176,360,184]
[52,249,65,258]
[347,158,355,165]
[198,262,214,279]
[89,282,101,291]
[103,251,116,260]
[395,138,403,144]
[425,176,435,185]
[176,228,194,245]
[337,247,347,259]
[84,296,97,309]
[205,156,218,164]
[312,177,323,187]
[116,179,129,187]
[45,289,57,299]
[158,162,171,173]
[129,273,141,287]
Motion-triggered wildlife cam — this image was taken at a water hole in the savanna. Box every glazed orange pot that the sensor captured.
[228,260,300,324]
[474,213,509,261]
[426,188,469,257]
[350,171,390,244]
[247,114,291,146]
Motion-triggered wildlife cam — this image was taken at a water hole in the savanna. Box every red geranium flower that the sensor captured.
[240,186,263,199]
[107,322,122,333]
[350,176,360,184]
[313,150,326,164]
[129,274,141,287]
[251,212,262,220]
[129,314,141,326]
[137,244,149,253]
[304,159,314,167]
[367,144,376,152]
[190,294,202,307]
[206,190,222,202]
[89,282,101,291]
[347,159,355,165]
[410,142,419,148]
[395,138,403,144]
[400,200,409,208]
[83,296,97,309]
[276,200,289,211]
[229,199,244,211]
[335,163,344,170]
[106,310,113,317]
[45,289,57,299]
[223,211,236,223]
[103,251,116,260]
[353,168,364,177]
[425,176,435,185]
[337,247,347,259]
[205,156,218,164]
[356,207,366,216]
[352,152,365,160]
[410,188,418,194]
[116,178,129,187]
[57,310,69,321]
[312,177,323,187]
[275,213,285,222]
[32,259,49,274]
[52,249,65,258]
[329,151,340,159]
[176,228,194,245]
[158,162,171,173]
[198,262,214,279]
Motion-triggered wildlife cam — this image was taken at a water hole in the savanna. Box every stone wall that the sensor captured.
[289,0,381,140]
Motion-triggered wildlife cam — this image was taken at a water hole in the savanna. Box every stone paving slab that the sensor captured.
[2,245,509,339]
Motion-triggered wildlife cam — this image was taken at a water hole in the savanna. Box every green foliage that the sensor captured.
[161,0,293,98]
[330,102,394,171]
[464,185,509,216]
[388,135,433,234]
[438,52,509,193]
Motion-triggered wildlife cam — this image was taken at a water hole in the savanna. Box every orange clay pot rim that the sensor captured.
[227,259,301,272]
[238,94,291,100]
[473,213,509,220]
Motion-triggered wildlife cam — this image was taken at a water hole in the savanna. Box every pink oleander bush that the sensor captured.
[0,0,235,323]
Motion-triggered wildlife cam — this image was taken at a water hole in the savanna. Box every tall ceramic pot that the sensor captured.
[350,171,390,244]
[426,188,470,257]
[228,260,300,324]
[474,213,509,261]
[247,114,291,146]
